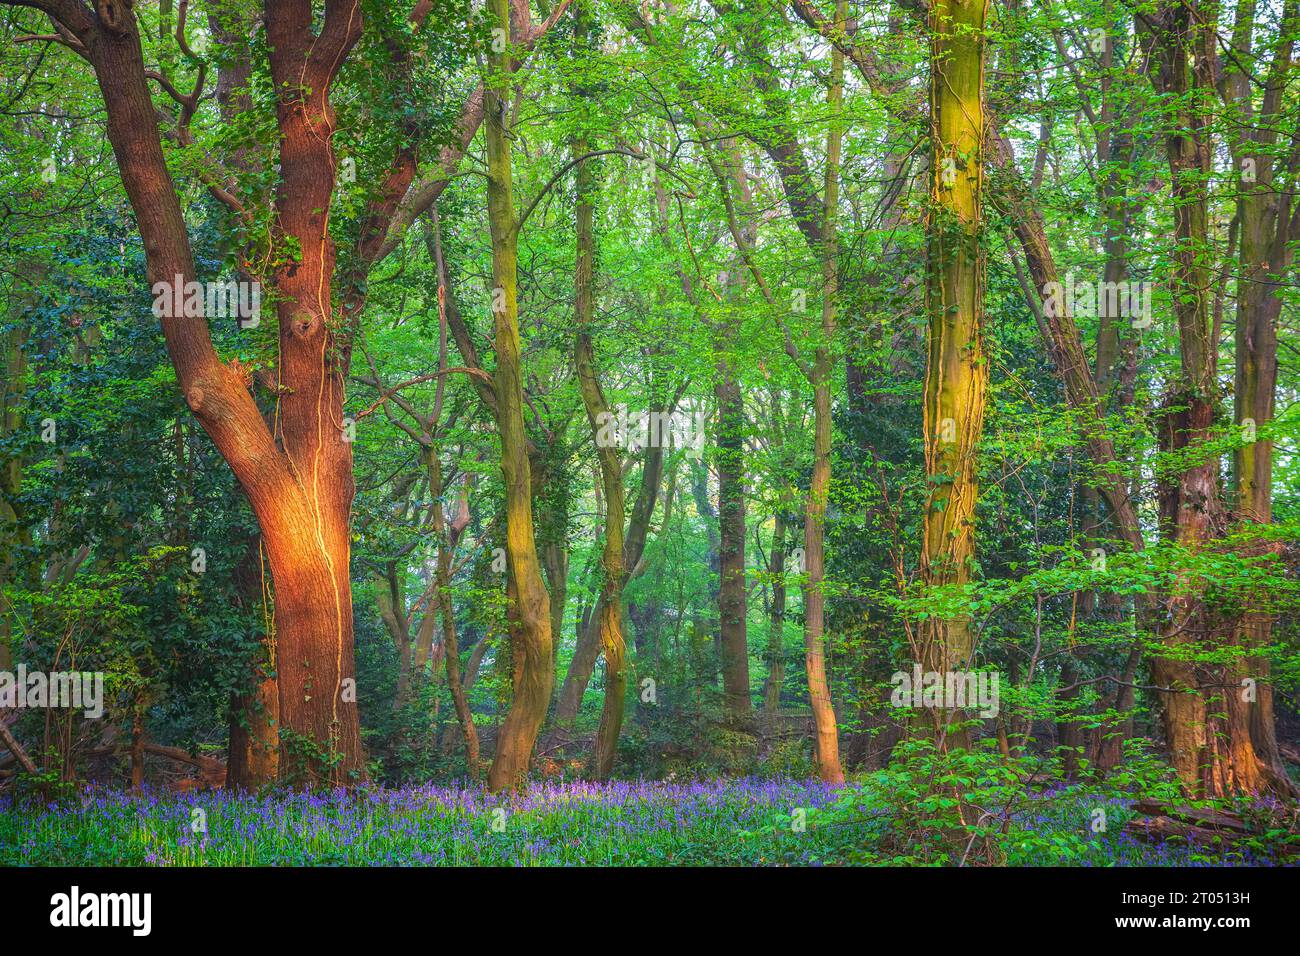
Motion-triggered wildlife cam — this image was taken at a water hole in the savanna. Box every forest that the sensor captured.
[1,0,1299,873]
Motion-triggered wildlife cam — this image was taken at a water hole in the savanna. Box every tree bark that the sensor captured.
[1145,1,1270,796]
[803,3,846,783]
[917,0,990,746]
[763,512,788,715]
[484,0,554,792]
[1222,0,1298,796]
[553,430,666,725]
[25,1,370,785]
[426,448,479,776]
[710,141,755,725]
[569,34,629,777]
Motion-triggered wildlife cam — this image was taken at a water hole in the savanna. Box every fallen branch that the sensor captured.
[1129,799,1252,834]
[1122,798,1300,860]
[87,741,227,789]
[0,716,38,776]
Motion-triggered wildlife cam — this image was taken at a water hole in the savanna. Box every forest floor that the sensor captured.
[1,777,1295,866]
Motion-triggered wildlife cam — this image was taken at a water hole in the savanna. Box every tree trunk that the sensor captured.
[426,448,479,776]
[553,431,666,725]
[1223,0,1298,796]
[226,673,280,791]
[570,68,629,777]
[47,2,369,786]
[712,142,754,725]
[763,513,788,715]
[484,0,553,792]
[804,7,846,783]
[1146,1,1269,796]
[918,0,990,746]
[0,313,30,669]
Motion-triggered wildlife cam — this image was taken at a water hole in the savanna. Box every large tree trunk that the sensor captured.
[1223,0,1298,797]
[1085,22,1142,775]
[1145,1,1270,797]
[484,0,554,792]
[917,0,989,746]
[46,2,368,785]
[259,1,367,785]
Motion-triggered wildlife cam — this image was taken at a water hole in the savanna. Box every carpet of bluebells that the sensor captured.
[0,778,1293,866]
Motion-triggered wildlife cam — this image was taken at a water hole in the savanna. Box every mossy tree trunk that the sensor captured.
[484,0,554,792]
[918,0,990,746]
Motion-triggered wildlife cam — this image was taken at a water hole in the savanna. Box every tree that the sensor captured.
[917,0,990,745]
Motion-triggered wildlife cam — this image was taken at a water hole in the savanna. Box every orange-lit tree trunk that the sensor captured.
[17,0,369,784]
[258,0,366,784]
[803,4,846,783]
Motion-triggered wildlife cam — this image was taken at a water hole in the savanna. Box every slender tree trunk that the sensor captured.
[1085,20,1141,775]
[129,704,145,792]
[226,672,279,791]
[484,0,553,791]
[804,7,846,783]
[712,141,754,725]
[542,541,568,682]
[426,448,479,776]
[763,513,788,716]
[375,568,414,708]
[569,63,629,777]
[716,381,751,722]
[0,313,30,670]
[553,434,665,725]
[576,339,628,780]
